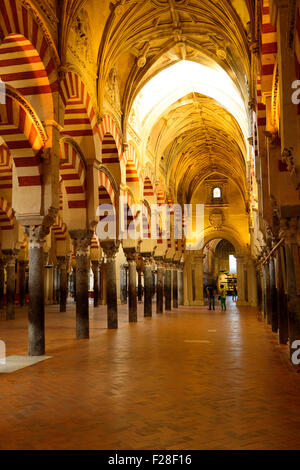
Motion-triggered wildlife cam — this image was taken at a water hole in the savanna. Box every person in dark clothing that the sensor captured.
[232,285,237,301]
[206,285,215,310]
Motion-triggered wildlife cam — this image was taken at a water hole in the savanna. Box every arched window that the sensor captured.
[213,187,221,198]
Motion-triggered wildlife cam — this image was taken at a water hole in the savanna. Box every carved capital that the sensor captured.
[101,240,120,261]
[2,249,19,267]
[279,217,298,244]
[57,256,68,270]
[281,147,295,173]
[142,252,153,267]
[70,230,93,257]
[124,247,138,264]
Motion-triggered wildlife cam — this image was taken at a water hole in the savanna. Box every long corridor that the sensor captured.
[0,300,300,450]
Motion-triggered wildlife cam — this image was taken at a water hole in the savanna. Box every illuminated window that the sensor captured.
[229,255,236,273]
[213,187,221,198]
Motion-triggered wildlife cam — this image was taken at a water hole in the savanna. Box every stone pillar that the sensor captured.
[276,246,289,344]
[165,262,172,311]
[280,218,300,361]
[137,268,143,301]
[172,263,178,308]
[91,261,100,308]
[0,259,5,309]
[236,255,246,306]
[256,267,263,314]
[19,260,27,307]
[263,262,271,324]
[178,263,184,306]
[155,258,164,314]
[57,256,68,312]
[143,253,153,317]
[101,241,119,329]
[193,254,204,305]
[70,230,93,339]
[3,251,18,320]
[53,264,59,304]
[100,260,107,305]
[24,226,47,355]
[124,249,138,322]
[269,255,278,332]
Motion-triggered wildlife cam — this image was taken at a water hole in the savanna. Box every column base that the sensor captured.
[193,300,204,306]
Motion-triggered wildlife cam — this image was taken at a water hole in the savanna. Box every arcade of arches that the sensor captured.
[1,0,300,450]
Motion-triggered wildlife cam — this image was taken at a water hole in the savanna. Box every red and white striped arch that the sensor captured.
[52,215,67,242]
[0,196,14,230]
[99,169,116,207]
[59,140,86,209]
[261,1,277,96]
[99,114,124,160]
[0,144,12,190]
[60,72,100,151]
[0,93,45,189]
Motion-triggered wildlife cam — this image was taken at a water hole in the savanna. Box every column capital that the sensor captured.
[154,256,165,269]
[123,247,138,264]
[142,253,153,267]
[70,229,93,257]
[279,217,298,244]
[57,255,68,269]
[2,249,19,267]
[101,240,120,261]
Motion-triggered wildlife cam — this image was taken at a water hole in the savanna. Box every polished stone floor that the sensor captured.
[0,298,299,450]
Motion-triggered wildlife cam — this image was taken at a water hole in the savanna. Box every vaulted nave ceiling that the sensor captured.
[62,0,253,204]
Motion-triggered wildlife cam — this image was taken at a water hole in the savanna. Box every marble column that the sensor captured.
[19,260,27,307]
[57,256,68,312]
[155,258,164,314]
[24,225,47,355]
[276,246,289,345]
[165,262,172,311]
[280,218,300,361]
[91,260,100,308]
[0,259,5,309]
[137,268,143,301]
[236,255,246,306]
[178,263,184,306]
[101,241,119,329]
[269,255,278,333]
[3,251,18,320]
[53,264,59,304]
[70,230,93,339]
[143,253,153,317]
[124,249,138,322]
[263,262,271,324]
[172,263,178,308]
[256,267,263,315]
[193,254,204,305]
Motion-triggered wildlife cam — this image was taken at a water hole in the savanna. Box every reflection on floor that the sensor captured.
[0,298,299,450]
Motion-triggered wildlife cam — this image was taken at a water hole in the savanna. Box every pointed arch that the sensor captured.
[59,139,86,210]
[0,144,12,190]
[60,71,100,159]
[0,196,14,230]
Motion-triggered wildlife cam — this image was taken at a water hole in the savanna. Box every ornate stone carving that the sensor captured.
[279,217,298,244]
[209,209,225,229]
[281,147,295,173]
[70,230,93,257]
[101,240,120,261]
[2,249,19,267]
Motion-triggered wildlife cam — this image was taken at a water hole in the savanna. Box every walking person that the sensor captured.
[220,284,226,311]
[206,285,215,311]
[232,285,237,301]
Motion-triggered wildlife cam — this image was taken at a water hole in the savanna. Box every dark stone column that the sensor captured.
[280,218,300,362]
[256,267,262,315]
[101,241,119,329]
[172,263,178,308]
[165,263,172,311]
[155,257,164,314]
[91,260,99,308]
[52,264,59,304]
[124,249,138,322]
[3,250,18,320]
[70,230,93,339]
[24,226,47,355]
[263,262,271,324]
[137,268,143,301]
[0,259,5,309]
[19,260,27,307]
[178,264,184,306]
[57,256,68,312]
[276,246,289,344]
[269,256,278,332]
[143,253,153,317]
